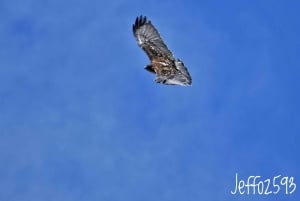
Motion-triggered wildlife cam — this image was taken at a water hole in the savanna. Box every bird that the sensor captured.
[132,15,192,86]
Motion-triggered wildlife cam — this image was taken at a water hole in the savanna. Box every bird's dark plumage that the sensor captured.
[133,15,192,86]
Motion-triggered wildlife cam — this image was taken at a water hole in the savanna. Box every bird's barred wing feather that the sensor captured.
[175,59,191,82]
[173,59,192,85]
[133,16,174,60]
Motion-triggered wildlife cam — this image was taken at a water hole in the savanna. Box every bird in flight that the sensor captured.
[133,15,192,86]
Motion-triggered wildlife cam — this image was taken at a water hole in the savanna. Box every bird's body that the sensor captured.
[132,16,192,86]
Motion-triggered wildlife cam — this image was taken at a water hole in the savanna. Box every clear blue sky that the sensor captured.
[0,0,299,201]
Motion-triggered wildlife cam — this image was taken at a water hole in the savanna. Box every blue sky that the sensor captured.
[0,0,299,201]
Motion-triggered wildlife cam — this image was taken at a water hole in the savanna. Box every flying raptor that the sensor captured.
[133,15,192,86]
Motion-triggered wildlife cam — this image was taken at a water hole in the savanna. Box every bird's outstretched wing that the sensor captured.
[133,16,174,60]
